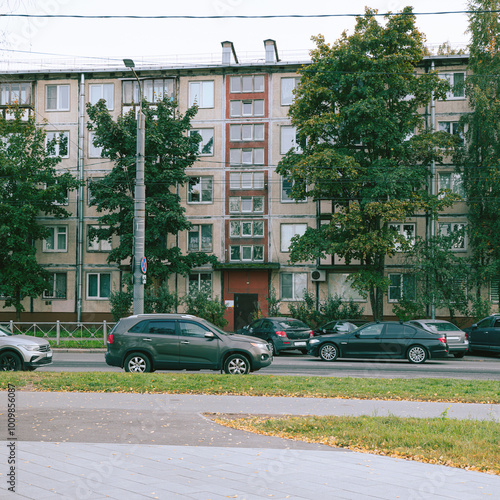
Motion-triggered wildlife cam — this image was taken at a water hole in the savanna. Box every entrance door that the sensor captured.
[234,293,259,330]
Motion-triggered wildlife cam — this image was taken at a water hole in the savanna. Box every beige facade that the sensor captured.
[0,47,485,327]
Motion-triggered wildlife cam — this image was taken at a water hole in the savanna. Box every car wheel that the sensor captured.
[124,353,152,373]
[319,343,338,362]
[224,354,250,374]
[453,352,466,359]
[407,345,427,364]
[0,352,22,371]
[269,341,279,357]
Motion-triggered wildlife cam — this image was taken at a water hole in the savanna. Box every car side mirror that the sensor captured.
[322,329,326,334]
[204,332,215,339]
[249,328,253,333]
[471,324,477,329]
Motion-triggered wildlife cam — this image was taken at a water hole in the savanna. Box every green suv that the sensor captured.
[105,314,272,374]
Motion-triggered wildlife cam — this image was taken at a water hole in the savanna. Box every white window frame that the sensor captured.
[46,131,69,158]
[43,226,68,252]
[0,82,31,105]
[46,84,70,111]
[43,272,67,299]
[438,172,465,198]
[280,125,301,154]
[86,272,111,300]
[87,225,112,252]
[388,273,416,303]
[281,177,306,203]
[281,77,300,106]
[89,83,114,110]
[230,75,265,93]
[188,273,212,294]
[280,272,307,300]
[88,131,103,158]
[189,81,214,108]
[229,148,265,165]
[439,72,466,99]
[188,224,213,252]
[328,274,365,302]
[229,171,265,190]
[229,245,264,262]
[190,128,214,156]
[229,123,265,142]
[229,100,265,117]
[439,222,467,251]
[229,196,264,214]
[280,223,307,252]
[438,121,465,144]
[490,278,500,303]
[230,220,264,238]
[188,176,213,204]
[122,78,175,105]
[389,223,415,251]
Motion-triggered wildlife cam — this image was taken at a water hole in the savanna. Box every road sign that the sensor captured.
[140,256,147,274]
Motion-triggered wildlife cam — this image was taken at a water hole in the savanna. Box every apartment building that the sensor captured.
[0,44,477,328]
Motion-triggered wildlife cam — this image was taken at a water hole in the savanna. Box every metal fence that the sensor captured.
[0,321,115,346]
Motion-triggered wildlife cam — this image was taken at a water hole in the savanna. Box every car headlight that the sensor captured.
[309,339,320,344]
[17,344,41,351]
[250,342,268,349]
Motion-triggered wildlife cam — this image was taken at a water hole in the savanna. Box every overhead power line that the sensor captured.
[0,11,498,20]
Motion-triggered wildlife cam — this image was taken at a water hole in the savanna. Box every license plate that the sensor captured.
[295,342,306,347]
[448,337,459,341]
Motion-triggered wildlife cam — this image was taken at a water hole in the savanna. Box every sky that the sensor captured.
[0,0,471,66]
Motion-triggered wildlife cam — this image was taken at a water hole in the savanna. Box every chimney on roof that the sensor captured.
[221,41,238,65]
[264,39,280,64]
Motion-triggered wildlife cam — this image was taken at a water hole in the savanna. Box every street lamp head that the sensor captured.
[123,58,135,68]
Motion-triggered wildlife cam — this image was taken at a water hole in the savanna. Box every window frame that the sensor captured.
[388,273,416,303]
[46,131,69,158]
[229,147,265,165]
[229,123,265,142]
[188,176,213,204]
[89,83,114,110]
[43,226,68,252]
[229,75,265,93]
[280,125,301,154]
[439,72,466,100]
[87,225,112,252]
[281,177,306,203]
[190,128,214,156]
[280,223,308,252]
[438,172,465,198]
[0,82,32,106]
[189,81,215,109]
[229,245,264,262]
[389,223,415,251]
[439,222,468,251]
[86,272,111,300]
[46,84,70,111]
[229,196,264,214]
[188,224,213,252]
[229,171,265,190]
[281,77,300,106]
[280,272,307,300]
[229,99,265,117]
[188,273,212,295]
[43,272,67,299]
[230,220,264,238]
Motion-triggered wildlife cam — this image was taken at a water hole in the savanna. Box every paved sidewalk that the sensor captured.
[0,392,499,499]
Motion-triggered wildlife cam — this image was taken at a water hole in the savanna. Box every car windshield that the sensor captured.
[278,320,309,329]
[425,323,460,332]
[0,325,12,336]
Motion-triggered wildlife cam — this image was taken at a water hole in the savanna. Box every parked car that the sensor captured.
[313,320,359,336]
[105,314,272,374]
[464,315,500,355]
[407,319,469,358]
[307,321,448,364]
[237,317,313,356]
[0,324,53,371]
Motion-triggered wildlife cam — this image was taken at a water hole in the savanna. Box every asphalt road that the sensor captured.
[42,350,500,380]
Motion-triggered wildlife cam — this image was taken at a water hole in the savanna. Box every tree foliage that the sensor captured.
[277,7,458,320]
[86,97,217,283]
[0,107,79,318]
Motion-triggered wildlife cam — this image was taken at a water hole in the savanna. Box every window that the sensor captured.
[281,224,307,252]
[122,78,175,104]
[188,224,213,252]
[189,81,214,108]
[230,75,265,93]
[87,273,111,299]
[190,129,214,155]
[229,148,265,165]
[43,273,67,299]
[179,321,210,337]
[229,172,265,190]
[439,72,465,99]
[0,82,31,105]
[188,177,213,203]
[439,223,467,250]
[229,196,264,213]
[46,84,70,111]
[439,172,465,198]
[328,274,365,302]
[43,226,67,252]
[147,320,176,335]
[281,272,307,300]
[281,177,306,202]
[189,273,212,294]
[281,77,300,105]
[230,220,264,238]
[88,226,112,252]
[388,274,416,302]
[490,278,500,303]
[229,100,264,117]
[229,245,264,262]
[389,223,415,250]
[281,126,301,154]
[230,123,265,141]
[46,132,69,158]
[89,83,114,110]
[87,177,102,206]
[88,131,103,158]
[438,121,464,144]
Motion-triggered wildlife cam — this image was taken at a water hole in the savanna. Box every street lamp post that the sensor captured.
[123,59,146,315]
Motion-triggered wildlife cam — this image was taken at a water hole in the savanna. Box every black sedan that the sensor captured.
[307,321,449,364]
[313,320,359,336]
[238,317,313,356]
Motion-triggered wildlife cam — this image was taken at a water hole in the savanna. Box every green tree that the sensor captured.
[86,97,216,284]
[277,7,457,320]
[0,107,79,319]
[182,290,228,328]
[457,1,500,299]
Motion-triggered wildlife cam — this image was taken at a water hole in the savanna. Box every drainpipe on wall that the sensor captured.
[430,62,436,320]
[76,74,85,323]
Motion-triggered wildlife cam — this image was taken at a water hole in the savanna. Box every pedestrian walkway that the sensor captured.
[1,392,499,499]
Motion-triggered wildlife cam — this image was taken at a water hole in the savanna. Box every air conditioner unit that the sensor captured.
[311,269,326,282]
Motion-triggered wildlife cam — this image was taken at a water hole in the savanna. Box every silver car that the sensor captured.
[407,319,469,358]
[0,325,53,371]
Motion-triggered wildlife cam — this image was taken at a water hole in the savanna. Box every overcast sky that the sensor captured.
[0,0,471,64]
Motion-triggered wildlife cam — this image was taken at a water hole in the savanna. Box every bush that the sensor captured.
[145,283,178,313]
[182,290,228,328]
[109,290,132,321]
